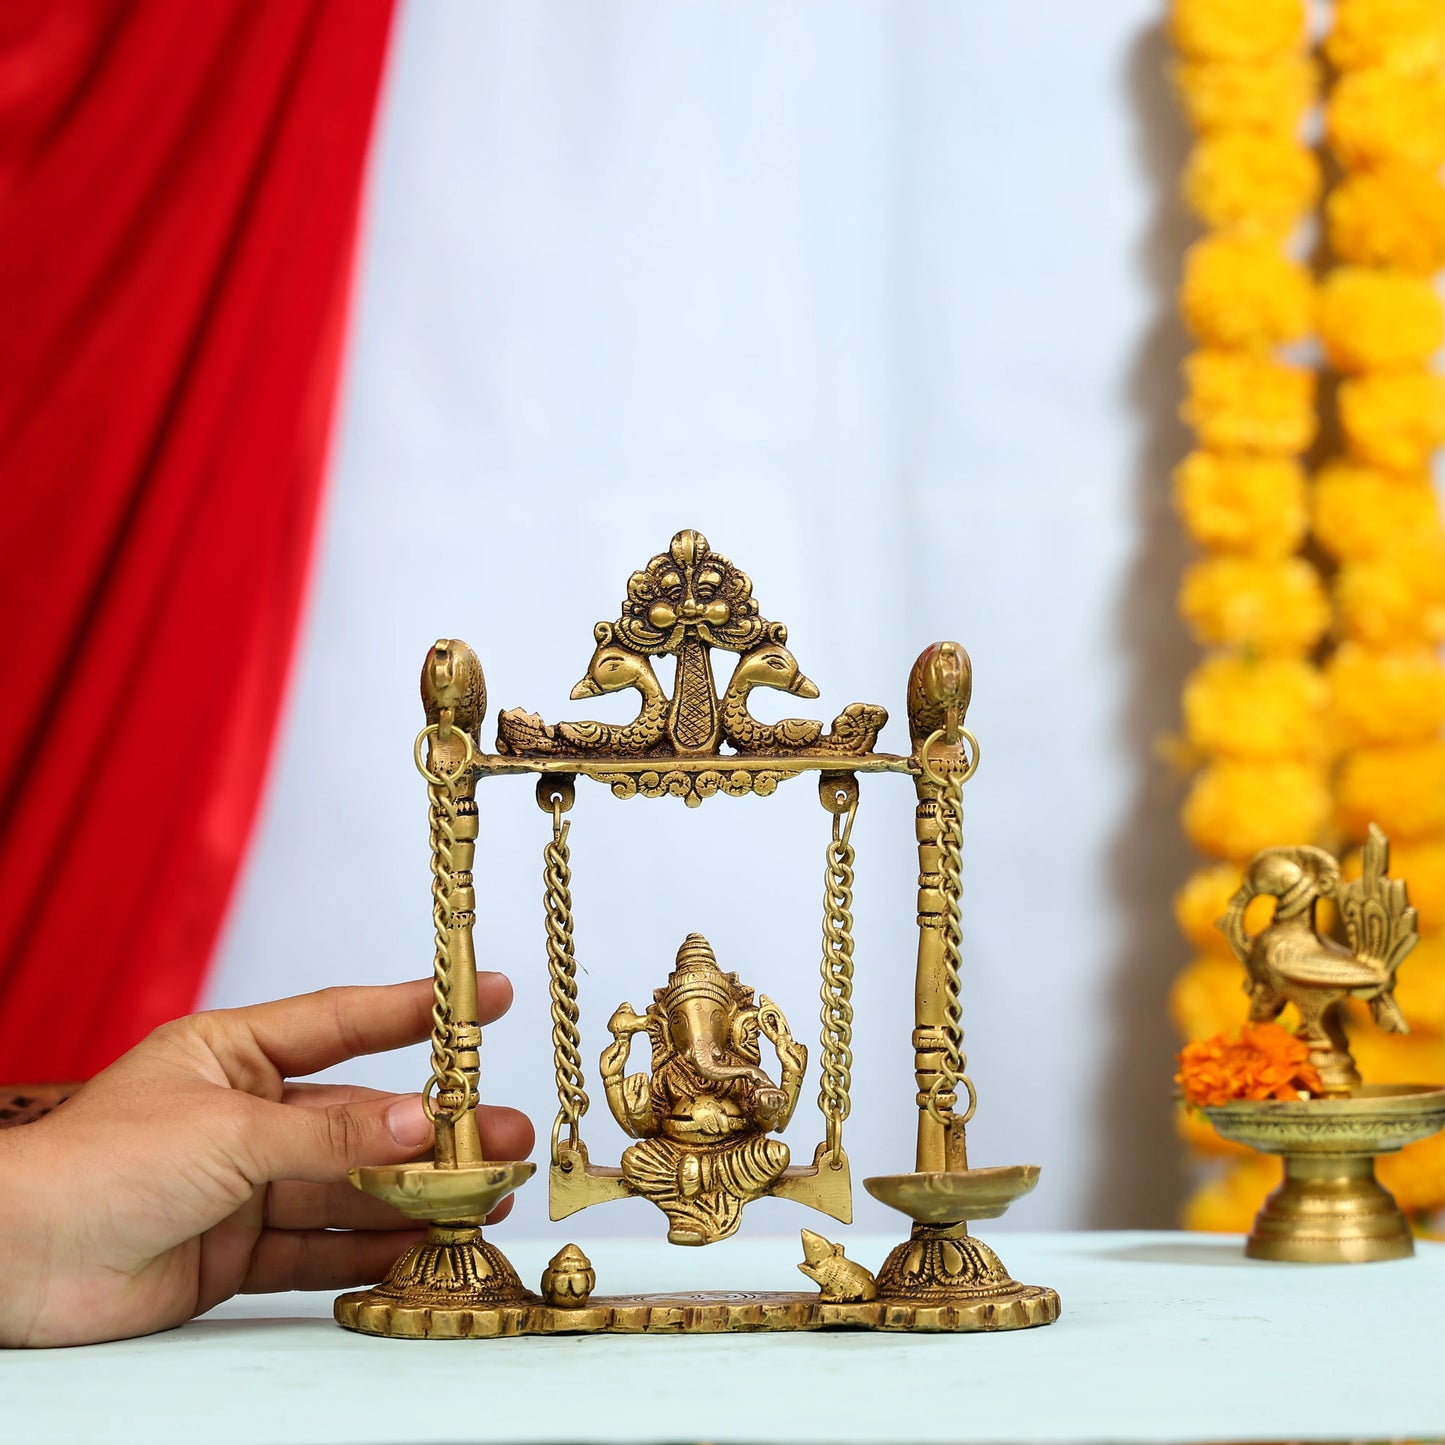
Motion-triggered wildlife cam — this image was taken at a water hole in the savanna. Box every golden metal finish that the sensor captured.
[1205,826,1445,1262]
[540,1244,596,1307]
[540,781,588,1162]
[336,641,535,1331]
[579,933,851,1243]
[863,641,1056,1323]
[1220,824,1416,1094]
[492,530,892,806]
[798,1229,877,1301]
[334,532,1057,1338]
[818,776,858,1163]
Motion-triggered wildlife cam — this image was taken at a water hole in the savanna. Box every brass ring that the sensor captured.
[421,1067,470,1123]
[414,723,476,785]
[958,1074,978,1125]
[550,1113,580,1166]
[918,726,980,788]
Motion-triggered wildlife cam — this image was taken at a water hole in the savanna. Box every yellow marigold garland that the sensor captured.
[1316,267,1444,373]
[1174,451,1308,555]
[1311,461,1440,560]
[1327,161,1445,273]
[1314,0,1445,1235]
[1168,0,1326,1234]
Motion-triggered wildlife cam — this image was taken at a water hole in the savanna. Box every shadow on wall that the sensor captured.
[1085,23,1198,1229]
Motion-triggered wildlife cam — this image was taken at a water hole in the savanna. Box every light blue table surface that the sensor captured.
[4,1231,1443,1444]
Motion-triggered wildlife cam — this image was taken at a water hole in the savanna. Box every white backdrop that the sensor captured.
[206,0,1198,1234]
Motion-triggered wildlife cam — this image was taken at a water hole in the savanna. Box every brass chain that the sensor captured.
[414,723,474,1123]
[541,784,588,1161]
[818,780,859,1162]
[919,729,980,1127]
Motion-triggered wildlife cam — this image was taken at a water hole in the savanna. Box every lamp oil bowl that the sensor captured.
[334,529,1059,1338]
[1200,826,1445,1263]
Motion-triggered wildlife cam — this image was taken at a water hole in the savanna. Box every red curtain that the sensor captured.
[0,0,396,1079]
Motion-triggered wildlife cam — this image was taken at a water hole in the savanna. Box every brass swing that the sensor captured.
[540,765,858,1240]
[335,528,1058,1339]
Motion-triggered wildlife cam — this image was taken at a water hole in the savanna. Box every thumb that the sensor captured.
[248,1092,434,1183]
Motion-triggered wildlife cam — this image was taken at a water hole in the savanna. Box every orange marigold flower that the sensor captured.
[1338,370,1445,472]
[1180,235,1313,350]
[1177,1021,1324,1108]
[1183,654,1329,761]
[1170,0,1308,62]
[1180,351,1316,454]
[1183,132,1320,232]
[1325,0,1445,75]
[1183,1154,1282,1232]
[1179,554,1329,655]
[1312,461,1440,561]
[1172,56,1318,134]
[1337,740,1445,841]
[1335,537,1445,648]
[1173,451,1307,556]
[1328,67,1445,170]
[1346,838,1445,934]
[1327,644,1445,749]
[1327,163,1445,275]
[1182,758,1332,859]
[1317,267,1445,374]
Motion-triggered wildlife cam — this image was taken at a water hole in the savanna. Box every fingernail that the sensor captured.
[386,1096,433,1148]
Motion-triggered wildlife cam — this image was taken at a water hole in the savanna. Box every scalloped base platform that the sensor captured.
[334,1283,1060,1339]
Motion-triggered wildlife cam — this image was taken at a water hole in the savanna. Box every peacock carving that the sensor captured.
[496,623,668,757]
[1219,824,1417,1094]
[493,529,888,768]
[721,639,888,755]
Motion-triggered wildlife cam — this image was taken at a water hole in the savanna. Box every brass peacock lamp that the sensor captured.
[1202,826,1445,1262]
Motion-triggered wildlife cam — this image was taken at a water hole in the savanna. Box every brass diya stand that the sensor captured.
[336,646,538,1339]
[1206,1084,1445,1264]
[862,640,1059,1330]
[335,531,1059,1338]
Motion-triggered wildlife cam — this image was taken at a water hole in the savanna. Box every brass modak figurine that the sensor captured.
[1205,826,1445,1263]
[335,529,1059,1338]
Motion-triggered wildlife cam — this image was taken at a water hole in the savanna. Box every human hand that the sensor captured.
[0,977,532,1347]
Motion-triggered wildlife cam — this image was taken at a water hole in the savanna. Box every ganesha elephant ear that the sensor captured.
[730,1007,762,1064]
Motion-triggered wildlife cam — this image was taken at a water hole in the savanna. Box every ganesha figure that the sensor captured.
[600,933,806,1245]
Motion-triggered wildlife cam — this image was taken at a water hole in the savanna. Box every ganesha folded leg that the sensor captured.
[622,1134,790,1245]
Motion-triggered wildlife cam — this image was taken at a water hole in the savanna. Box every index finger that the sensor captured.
[226,973,515,1079]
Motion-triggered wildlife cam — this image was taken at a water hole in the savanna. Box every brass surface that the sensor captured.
[334,532,1057,1337]
[1206,1085,1445,1262]
[864,1164,1041,1223]
[334,1287,1061,1339]
[1207,826,1445,1262]
[347,1162,536,1223]
[586,933,846,1244]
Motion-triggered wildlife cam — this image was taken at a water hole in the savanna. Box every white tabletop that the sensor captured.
[5,1230,1443,1444]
